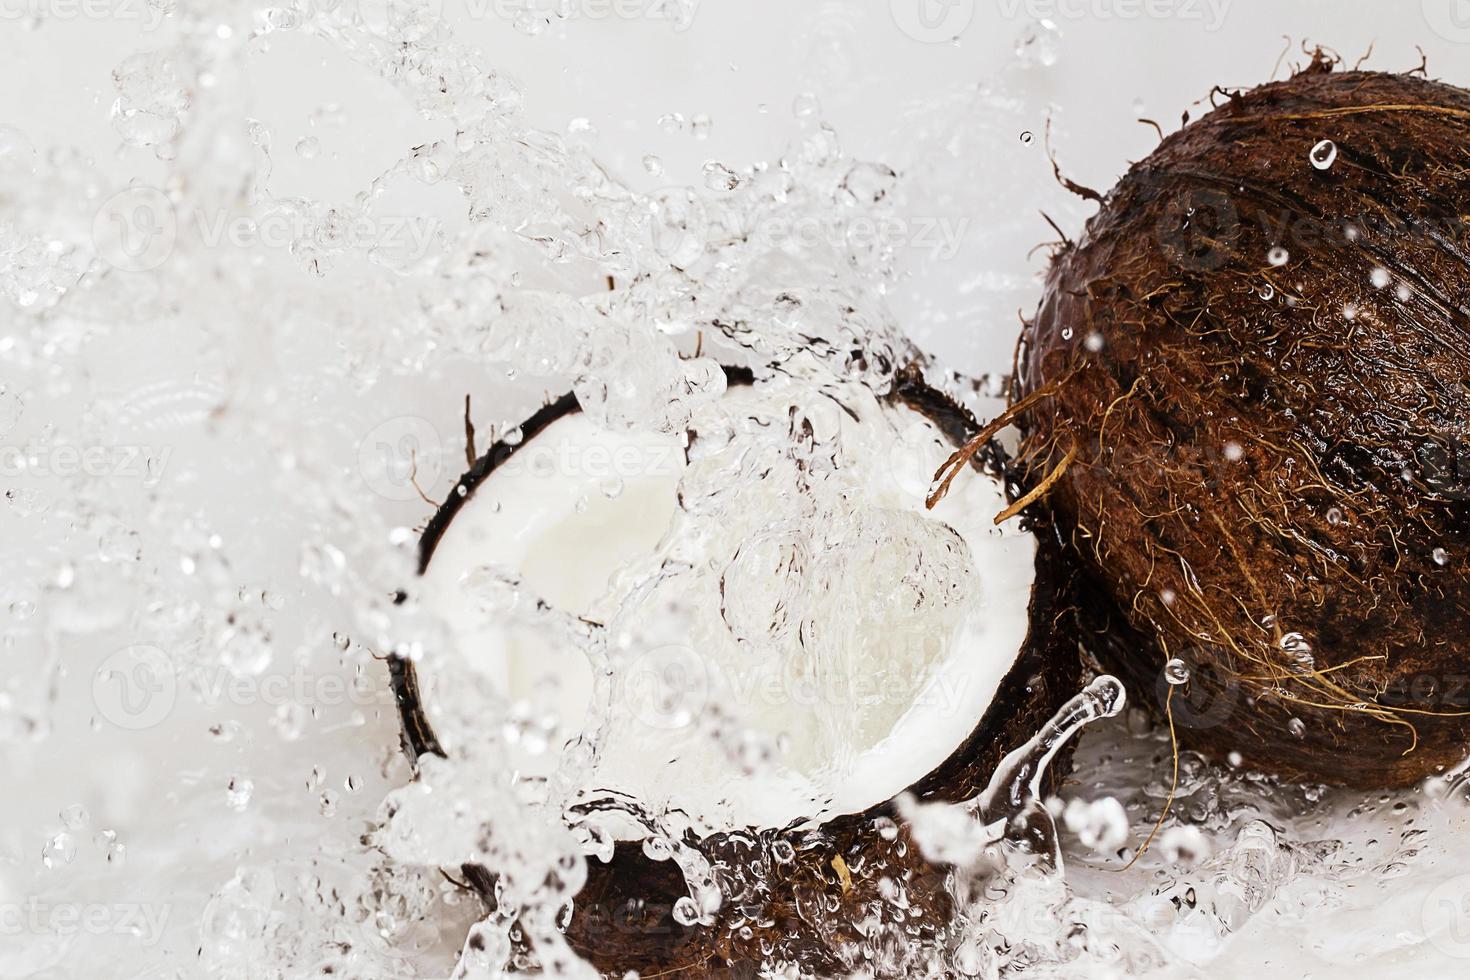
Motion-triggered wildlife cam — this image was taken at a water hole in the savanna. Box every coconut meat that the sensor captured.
[416,384,1035,832]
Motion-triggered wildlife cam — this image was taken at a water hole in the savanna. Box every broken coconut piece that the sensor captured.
[390,363,1090,974]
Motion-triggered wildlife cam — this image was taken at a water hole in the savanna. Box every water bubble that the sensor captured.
[1433,547,1449,566]
[770,839,796,864]
[702,161,740,192]
[1370,267,1390,289]
[1161,825,1211,867]
[1258,283,1275,300]
[1019,131,1034,145]
[642,836,672,861]
[1287,717,1307,737]
[0,387,23,439]
[295,136,319,159]
[1326,506,1343,527]
[689,114,712,140]
[1014,19,1061,68]
[59,804,90,830]
[792,93,821,119]
[226,776,254,811]
[1280,632,1314,673]
[1084,331,1104,352]
[97,829,126,866]
[641,154,664,177]
[1310,139,1338,170]
[1062,796,1129,853]
[671,896,699,925]
[1164,658,1190,685]
[1224,441,1244,462]
[656,111,685,134]
[42,832,76,869]
[1268,246,1290,267]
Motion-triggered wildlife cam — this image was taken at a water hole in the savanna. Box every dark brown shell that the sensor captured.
[1019,61,1470,787]
[389,364,1088,976]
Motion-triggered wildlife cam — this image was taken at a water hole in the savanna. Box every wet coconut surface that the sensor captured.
[1007,58,1470,788]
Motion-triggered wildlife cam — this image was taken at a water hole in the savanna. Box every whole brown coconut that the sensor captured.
[1004,57,1470,787]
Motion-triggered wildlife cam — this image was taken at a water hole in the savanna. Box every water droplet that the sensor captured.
[0,387,23,439]
[1287,717,1307,737]
[672,896,699,925]
[1280,632,1314,673]
[1164,658,1190,685]
[657,112,685,134]
[294,136,319,159]
[1019,131,1034,145]
[42,832,76,869]
[1161,825,1211,867]
[702,161,740,192]
[97,829,126,866]
[225,776,254,811]
[1268,246,1290,267]
[1310,139,1338,170]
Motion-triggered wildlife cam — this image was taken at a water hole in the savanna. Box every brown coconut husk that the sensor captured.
[983,56,1470,788]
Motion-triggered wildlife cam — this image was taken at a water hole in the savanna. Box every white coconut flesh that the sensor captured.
[416,382,1035,833]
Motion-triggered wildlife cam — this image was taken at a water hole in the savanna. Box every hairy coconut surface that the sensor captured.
[1011,58,1470,787]
[390,364,1089,976]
